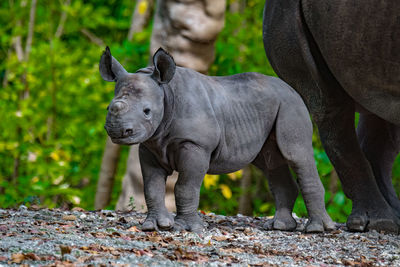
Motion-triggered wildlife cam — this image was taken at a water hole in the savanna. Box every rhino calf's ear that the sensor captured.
[151,48,176,84]
[99,46,128,82]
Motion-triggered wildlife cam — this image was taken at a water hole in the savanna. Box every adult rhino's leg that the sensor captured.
[263,0,400,233]
[253,132,299,231]
[357,113,400,217]
[316,105,400,233]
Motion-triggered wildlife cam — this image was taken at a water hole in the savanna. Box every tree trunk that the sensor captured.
[55,0,71,38]
[127,0,154,41]
[11,0,37,182]
[327,169,339,206]
[95,137,122,210]
[238,165,252,215]
[150,0,226,73]
[115,0,226,212]
[229,0,246,13]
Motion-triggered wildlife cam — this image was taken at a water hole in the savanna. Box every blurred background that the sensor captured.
[1,0,399,222]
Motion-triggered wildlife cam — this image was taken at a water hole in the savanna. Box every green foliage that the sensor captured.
[0,0,149,209]
[1,0,395,224]
[210,0,274,77]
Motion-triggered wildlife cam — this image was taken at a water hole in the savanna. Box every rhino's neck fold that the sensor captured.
[149,83,175,141]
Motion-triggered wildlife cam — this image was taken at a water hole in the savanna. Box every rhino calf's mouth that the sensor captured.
[104,124,143,145]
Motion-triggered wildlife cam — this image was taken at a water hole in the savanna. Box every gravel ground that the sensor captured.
[0,206,399,266]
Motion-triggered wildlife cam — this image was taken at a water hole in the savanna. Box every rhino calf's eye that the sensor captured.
[143,108,151,115]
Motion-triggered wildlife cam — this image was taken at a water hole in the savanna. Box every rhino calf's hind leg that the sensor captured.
[275,107,335,233]
[253,132,299,231]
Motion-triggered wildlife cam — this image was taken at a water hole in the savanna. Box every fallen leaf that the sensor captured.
[101,246,114,252]
[136,249,153,257]
[341,257,375,267]
[171,247,209,262]
[25,253,40,261]
[111,231,122,237]
[11,254,25,264]
[212,236,228,242]
[110,250,121,256]
[91,232,106,238]
[148,235,162,243]
[220,247,245,254]
[170,240,184,246]
[127,226,140,232]
[60,245,72,257]
[48,260,76,267]
[62,215,76,221]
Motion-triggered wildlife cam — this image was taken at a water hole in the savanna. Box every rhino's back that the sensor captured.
[168,68,302,174]
[303,0,400,123]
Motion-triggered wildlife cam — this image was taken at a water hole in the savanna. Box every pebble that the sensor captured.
[18,205,28,211]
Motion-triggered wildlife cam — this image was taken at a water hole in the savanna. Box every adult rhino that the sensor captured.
[263,0,400,233]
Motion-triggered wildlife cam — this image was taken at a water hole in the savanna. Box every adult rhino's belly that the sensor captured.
[303,0,400,125]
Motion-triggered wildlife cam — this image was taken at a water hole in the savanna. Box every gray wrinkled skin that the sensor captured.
[263,0,400,233]
[100,47,334,233]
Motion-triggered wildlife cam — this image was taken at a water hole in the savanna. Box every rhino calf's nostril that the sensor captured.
[125,129,133,136]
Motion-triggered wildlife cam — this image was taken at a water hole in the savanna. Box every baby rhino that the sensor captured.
[100,47,335,233]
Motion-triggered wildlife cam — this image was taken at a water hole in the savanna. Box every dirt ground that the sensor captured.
[0,206,399,266]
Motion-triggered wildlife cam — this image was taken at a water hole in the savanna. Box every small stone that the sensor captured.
[244,227,252,234]
[216,218,227,224]
[18,205,28,211]
[29,205,41,211]
[79,214,87,219]
[101,210,115,217]
[72,207,85,212]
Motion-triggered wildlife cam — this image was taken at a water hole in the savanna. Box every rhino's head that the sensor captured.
[100,47,176,145]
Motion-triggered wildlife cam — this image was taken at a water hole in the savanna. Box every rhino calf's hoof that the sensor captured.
[305,215,336,233]
[173,213,203,233]
[142,211,174,231]
[263,215,297,231]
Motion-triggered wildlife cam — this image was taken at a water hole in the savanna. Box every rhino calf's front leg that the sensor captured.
[173,143,209,233]
[139,145,174,231]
